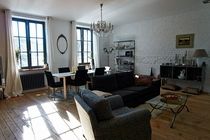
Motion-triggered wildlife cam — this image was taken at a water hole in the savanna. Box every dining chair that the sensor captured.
[95,67,105,76]
[44,71,63,100]
[58,67,72,85]
[77,65,86,70]
[69,70,89,93]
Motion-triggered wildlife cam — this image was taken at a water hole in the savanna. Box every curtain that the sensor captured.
[71,21,77,71]
[46,17,55,72]
[93,32,100,68]
[4,10,23,97]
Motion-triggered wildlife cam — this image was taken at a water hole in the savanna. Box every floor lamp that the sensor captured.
[103,47,114,66]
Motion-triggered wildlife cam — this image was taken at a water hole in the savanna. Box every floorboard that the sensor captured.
[0,89,209,140]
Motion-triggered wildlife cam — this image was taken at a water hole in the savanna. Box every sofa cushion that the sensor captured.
[91,74,118,92]
[81,90,113,121]
[115,72,134,89]
[125,86,150,94]
[161,84,181,91]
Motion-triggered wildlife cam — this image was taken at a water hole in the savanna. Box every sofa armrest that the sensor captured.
[97,109,151,140]
[106,95,124,110]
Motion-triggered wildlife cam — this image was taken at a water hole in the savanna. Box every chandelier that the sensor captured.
[90,3,113,35]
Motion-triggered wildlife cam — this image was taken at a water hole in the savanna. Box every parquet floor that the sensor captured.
[0,90,210,140]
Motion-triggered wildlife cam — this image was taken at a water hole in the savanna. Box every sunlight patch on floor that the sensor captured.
[23,105,42,119]
[60,130,79,140]
[41,102,58,114]
[65,111,81,129]
[46,112,70,134]
[27,117,51,140]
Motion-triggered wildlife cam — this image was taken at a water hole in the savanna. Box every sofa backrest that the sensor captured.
[91,74,118,92]
[115,71,134,89]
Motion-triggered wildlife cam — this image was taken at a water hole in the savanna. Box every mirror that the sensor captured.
[57,34,68,54]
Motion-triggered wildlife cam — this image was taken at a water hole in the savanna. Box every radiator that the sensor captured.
[20,72,45,90]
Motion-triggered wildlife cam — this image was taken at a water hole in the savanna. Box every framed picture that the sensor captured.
[176,33,194,48]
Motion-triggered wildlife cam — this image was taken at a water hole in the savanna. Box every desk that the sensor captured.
[52,70,95,99]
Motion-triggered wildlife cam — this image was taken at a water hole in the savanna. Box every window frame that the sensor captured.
[12,17,47,69]
[76,27,93,64]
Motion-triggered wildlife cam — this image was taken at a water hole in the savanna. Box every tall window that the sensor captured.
[12,18,46,69]
[76,27,93,64]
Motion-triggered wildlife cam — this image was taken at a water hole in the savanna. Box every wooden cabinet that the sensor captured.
[160,65,203,81]
[114,40,135,72]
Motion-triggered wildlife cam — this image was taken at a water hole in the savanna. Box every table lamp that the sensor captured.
[193,49,208,67]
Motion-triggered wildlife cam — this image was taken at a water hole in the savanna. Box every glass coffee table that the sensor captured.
[146,92,190,128]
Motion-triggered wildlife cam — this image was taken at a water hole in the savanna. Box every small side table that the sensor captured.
[0,84,5,100]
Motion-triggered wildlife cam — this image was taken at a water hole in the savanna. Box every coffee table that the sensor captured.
[146,92,190,128]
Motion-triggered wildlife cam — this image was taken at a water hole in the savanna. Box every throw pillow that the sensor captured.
[135,75,153,86]
[81,90,113,121]
[161,84,181,91]
[183,87,200,94]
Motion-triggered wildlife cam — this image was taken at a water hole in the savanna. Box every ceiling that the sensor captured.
[0,0,209,25]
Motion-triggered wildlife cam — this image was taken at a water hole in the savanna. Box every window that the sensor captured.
[76,27,93,64]
[12,18,47,69]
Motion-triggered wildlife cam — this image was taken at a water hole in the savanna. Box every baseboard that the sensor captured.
[23,87,47,93]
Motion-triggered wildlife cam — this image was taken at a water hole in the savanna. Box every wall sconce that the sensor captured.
[193,49,208,67]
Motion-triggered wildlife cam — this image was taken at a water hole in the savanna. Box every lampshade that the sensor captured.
[193,49,208,58]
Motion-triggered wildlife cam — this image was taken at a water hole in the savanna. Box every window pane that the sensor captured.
[37,39,43,51]
[37,24,43,38]
[12,21,18,36]
[88,42,91,51]
[30,23,36,37]
[20,37,27,51]
[13,37,19,50]
[84,41,88,51]
[84,30,88,41]
[77,42,81,51]
[21,53,28,67]
[88,52,92,62]
[30,38,37,52]
[77,29,81,40]
[18,22,26,37]
[31,53,38,66]
[77,53,82,63]
[84,52,87,62]
[38,53,44,65]
[88,31,91,41]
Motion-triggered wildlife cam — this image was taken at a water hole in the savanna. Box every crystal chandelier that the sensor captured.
[90,3,113,35]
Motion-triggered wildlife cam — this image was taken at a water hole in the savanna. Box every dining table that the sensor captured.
[52,69,95,99]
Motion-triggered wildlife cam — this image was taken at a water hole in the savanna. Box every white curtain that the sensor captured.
[71,21,77,70]
[4,10,23,97]
[46,17,55,72]
[93,32,100,68]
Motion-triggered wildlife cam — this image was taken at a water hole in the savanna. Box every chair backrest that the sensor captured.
[58,67,70,73]
[77,65,86,70]
[44,71,55,87]
[95,67,105,76]
[75,70,88,86]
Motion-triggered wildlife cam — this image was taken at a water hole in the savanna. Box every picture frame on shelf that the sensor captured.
[176,33,194,48]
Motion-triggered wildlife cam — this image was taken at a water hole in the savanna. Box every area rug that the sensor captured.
[135,103,162,118]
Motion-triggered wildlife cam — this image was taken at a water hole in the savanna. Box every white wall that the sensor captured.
[50,18,71,73]
[112,8,210,92]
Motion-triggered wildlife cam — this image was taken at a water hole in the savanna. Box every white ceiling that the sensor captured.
[0,0,209,25]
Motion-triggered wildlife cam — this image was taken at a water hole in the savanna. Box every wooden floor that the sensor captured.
[0,90,210,140]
